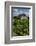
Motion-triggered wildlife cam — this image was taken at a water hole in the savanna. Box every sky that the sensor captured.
[12,7,31,16]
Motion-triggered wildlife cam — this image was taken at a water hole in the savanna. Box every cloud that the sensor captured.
[13,9,18,12]
[12,8,30,16]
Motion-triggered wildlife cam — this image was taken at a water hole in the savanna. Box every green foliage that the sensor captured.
[12,16,29,36]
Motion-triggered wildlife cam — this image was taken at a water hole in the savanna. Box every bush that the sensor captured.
[12,16,29,36]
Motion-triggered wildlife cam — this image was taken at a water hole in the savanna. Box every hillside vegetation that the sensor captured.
[12,14,29,36]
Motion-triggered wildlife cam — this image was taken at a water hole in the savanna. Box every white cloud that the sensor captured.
[19,11,23,13]
[13,9,18,12]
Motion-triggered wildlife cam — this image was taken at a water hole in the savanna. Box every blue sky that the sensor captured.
[12,7,31,16]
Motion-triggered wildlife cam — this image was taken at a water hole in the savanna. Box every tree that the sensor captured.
[12,15,29,36]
